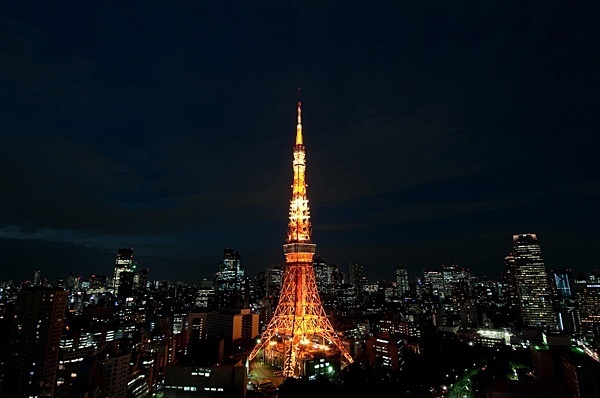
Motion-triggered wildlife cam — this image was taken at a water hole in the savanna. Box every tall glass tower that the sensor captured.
[214,248,245,309]
[395,264,410,296]
[113,247,135,294]
[512,233,557,331]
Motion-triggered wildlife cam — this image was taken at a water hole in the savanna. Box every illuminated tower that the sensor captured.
[248,93,353,378]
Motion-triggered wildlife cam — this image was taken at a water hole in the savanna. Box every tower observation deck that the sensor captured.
[248,91,353,378]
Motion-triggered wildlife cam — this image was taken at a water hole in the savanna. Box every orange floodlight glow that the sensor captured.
[248,94,353,378]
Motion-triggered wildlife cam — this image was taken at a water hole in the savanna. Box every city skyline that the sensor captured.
[1,1,599,282]
[3,233,596,286]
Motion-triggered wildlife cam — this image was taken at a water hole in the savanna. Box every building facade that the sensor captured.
[512,233,557,331]
[3,286,68,397]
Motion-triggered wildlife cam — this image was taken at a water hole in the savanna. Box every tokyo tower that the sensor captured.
[248,91,353,378]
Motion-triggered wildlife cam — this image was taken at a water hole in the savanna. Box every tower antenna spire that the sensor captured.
[295,87,303,146]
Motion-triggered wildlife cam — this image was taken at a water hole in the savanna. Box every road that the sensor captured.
[248,359,285,396]
[447,369,478,398]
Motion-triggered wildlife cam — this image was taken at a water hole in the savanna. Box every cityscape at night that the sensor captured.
[1,1,600,283]
[1,0,600,397]
[1,91,600,398]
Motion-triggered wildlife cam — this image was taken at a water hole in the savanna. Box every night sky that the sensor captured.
[1,0,599,283]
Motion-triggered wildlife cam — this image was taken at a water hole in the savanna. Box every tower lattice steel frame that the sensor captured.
[248,92,353,378]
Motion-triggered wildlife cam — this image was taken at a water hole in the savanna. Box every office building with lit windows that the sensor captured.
[99,350,131,398]
[214,248,245,309]
[113,248,135,294]
[365,334,404,371]
[573,280,600,343]
[163,356,247,398]
[4,286,68,397]
[395,264,410,296]
[512,233,557,331]
[205,308,259,348]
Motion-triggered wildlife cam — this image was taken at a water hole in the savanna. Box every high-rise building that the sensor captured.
[33,269,42,286]
[553,269,573,299]
[313,256,338,296]
[573,279,600,343]
[90,272,108,290]
[552,269,576,333]
[117,269,135,301]
[137,267,149,293]
[348,263,364,287]
[511,233,557,331]
[3,286,68,397]
[205,308,259,348]
[248,93,353,378]
[98,349,131,398]
[560,347,600,398]
[395,264,410,296]
[214,248,245,309]
[195,279,215,310]
[254,265,284,331]
[503,252,519,322]
[113,248,135,294]
[423,268,445,298]
[265,264,283,299]
[348,262,366,303]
